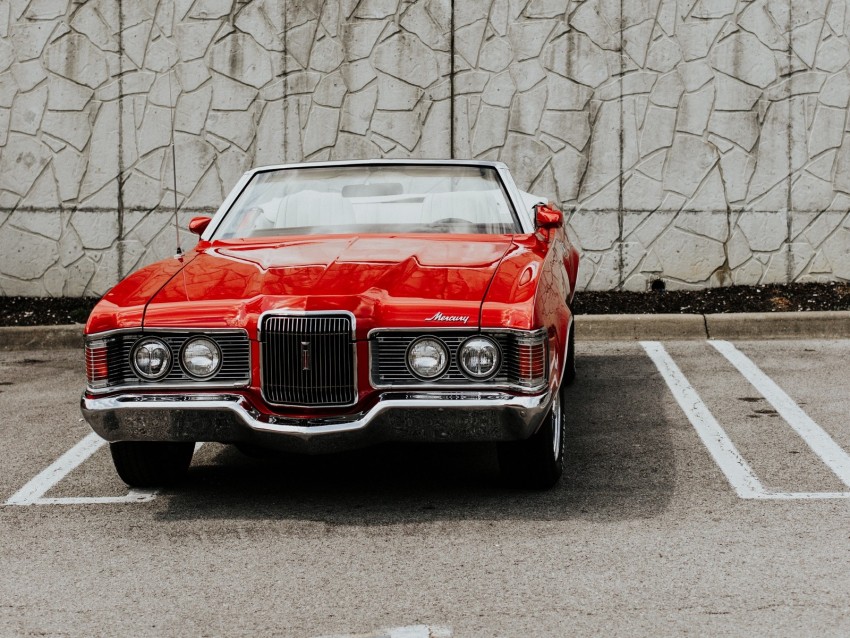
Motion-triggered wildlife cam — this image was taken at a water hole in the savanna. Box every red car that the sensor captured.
[81,160,580,489]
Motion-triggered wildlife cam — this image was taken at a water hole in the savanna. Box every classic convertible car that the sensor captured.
[81,160,580,489]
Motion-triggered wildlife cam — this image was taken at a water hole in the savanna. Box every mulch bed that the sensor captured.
[1,283,849,326]
[1,296,99,327]
[573,282,850,315]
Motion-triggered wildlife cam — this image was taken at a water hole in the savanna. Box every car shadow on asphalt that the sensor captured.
[157,351,675,523]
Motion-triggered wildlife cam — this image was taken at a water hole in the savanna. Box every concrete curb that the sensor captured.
[705,311,850,340]
[576,313,708,341]
[1,312,849,350]
[578,311,850,341]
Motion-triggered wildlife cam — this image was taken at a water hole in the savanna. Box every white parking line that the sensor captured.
[315,625,452,638]
[641,341,767,499]
[5,433,156,506]
[755,491,850,500]
[26,492,158,505]
[710,340,850,490]
[643,340,850,500]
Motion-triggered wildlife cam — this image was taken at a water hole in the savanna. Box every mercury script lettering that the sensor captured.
[424,312,470,323]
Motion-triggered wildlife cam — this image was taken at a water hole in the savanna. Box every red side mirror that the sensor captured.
[535,204,563,229]
[189,216,212,236]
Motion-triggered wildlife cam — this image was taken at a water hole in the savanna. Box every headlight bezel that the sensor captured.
[458,335,502,381]
[405,336,450,380]
[130,337,173,381]
[180,336,223,379]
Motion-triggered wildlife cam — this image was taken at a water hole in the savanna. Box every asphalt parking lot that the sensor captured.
[2,340,850,637]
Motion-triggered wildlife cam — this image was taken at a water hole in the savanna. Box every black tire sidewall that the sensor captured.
[110,441,194,488]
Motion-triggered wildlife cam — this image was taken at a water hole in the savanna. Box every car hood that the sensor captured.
[143,234,515,335]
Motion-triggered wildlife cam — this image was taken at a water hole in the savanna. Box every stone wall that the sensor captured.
[0,0,849,296]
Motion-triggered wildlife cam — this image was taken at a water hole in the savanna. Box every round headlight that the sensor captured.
[131,338,172,380]
[406,337,449,380]
[459,336,501,380]
[181,337,222,379]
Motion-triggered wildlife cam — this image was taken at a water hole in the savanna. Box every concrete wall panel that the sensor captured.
[0,0,849,295]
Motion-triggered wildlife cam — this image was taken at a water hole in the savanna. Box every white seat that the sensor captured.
[419,191,496,225]
[260,190,356,229]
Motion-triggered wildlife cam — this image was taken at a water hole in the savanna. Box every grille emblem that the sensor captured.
[300,341,311,371]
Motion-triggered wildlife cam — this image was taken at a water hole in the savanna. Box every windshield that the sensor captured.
[211,165,520,239]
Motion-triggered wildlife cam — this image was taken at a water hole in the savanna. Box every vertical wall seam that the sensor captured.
[116,0,125,279]
[616,0,625,291]
[282,1,289,163]
[450,0,455,159]
[282,1,287,162]
[785,0,793,285]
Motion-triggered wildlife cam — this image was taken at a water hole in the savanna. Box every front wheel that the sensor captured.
[498,388,565,489]
[109,441,195,488]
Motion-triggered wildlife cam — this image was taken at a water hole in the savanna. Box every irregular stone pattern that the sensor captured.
[0,0,849,294]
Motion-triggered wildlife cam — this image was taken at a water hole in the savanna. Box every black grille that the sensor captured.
[92,331,250,389]
[261,314,356,407]
[370,331,547,390]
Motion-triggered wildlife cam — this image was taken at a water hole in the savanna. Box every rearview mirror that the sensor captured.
[189,216,212,236]
[534,204,563,230]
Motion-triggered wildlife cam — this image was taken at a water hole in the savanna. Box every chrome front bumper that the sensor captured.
[81,391,553,453]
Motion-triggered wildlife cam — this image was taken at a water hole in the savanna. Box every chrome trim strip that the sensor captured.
[366,326,478,338]
[243,159,508,173]
[475,326,549,339]
[82,389,551,440]
[258,309,358,409]
[85,327,250,341]
[365,326,548,339]
[367,381,548,393]
[87,379,252,396]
